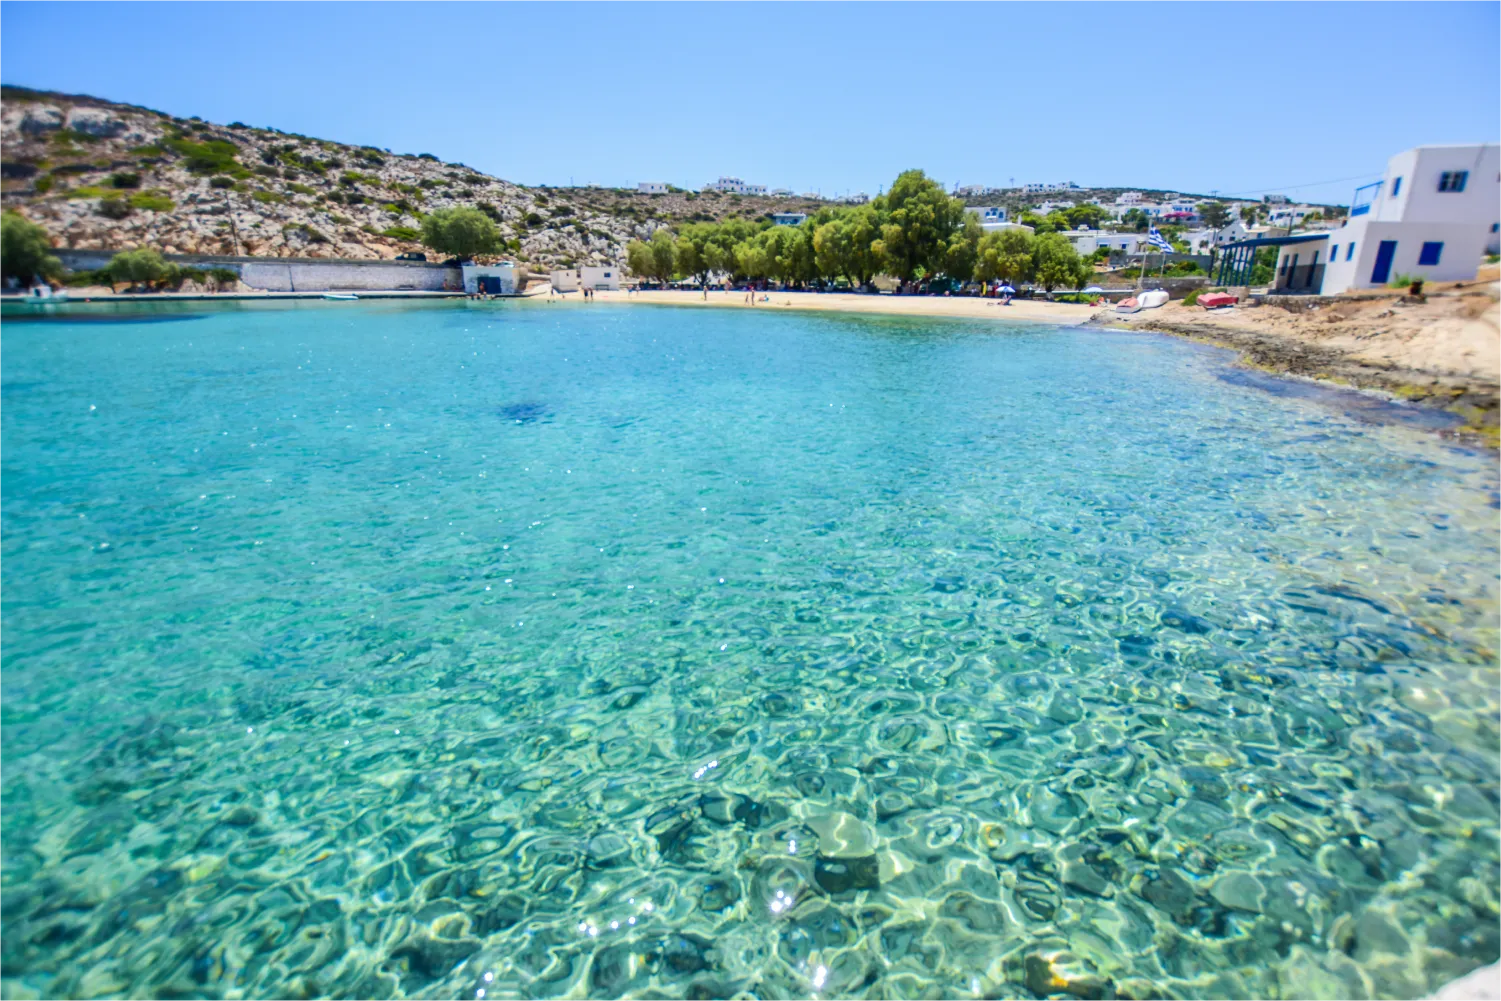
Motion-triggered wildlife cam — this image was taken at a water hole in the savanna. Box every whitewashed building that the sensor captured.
[580,265,620,290]
[1065,230,1151,256]
[704,176,767,195]
[1319,143,1499,293]
[461,262,517,295]
[965,206,1009,228]
[637,182,668,194]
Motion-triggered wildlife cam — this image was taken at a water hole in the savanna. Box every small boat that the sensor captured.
[1137,290,1169,310]
[1116,297,1141,313]
[20,285,69,304]
[322,292,359,301]
[1198,292,1238,310]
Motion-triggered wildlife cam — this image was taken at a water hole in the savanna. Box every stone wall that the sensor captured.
[55,250,461,292]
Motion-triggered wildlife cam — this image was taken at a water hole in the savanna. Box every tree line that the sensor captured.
[625,170,1097,292]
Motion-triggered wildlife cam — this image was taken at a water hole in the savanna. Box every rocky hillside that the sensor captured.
[0,86,828,269]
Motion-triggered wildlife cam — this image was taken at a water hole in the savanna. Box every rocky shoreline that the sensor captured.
[1097,283,1501,447]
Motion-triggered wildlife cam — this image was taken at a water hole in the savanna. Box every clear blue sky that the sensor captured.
[3,1,1497,205]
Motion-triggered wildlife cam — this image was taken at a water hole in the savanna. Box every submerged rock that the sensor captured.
[1024,949,1113,1000]
[814,853,880,895]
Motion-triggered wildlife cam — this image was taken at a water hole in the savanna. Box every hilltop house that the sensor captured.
[637,182,668,194]
[704,176,767,195]
[771,212,807,226]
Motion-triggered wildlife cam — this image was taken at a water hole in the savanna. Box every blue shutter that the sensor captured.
[1391,177,1401,197]
[1347,243,1355,261]
[1418,242,1443,266]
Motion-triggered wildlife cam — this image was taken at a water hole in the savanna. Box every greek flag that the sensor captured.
[1145,226,1175,252]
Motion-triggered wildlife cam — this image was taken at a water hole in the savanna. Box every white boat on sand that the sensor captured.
[1137,289,1169,309]
[322,292,359,301]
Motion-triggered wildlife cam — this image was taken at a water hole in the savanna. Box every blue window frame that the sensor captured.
[1418,242,1443,266]
[1438,171,1468,192]
[1391,177,1402,197]
[1346,243,1355,261]
[1330,244,1339,260]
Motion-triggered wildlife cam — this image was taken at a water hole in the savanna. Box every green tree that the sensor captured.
[973,227,1035,284]
[1121,208,1149,232]
[1043,211,1072,233]
[420,207,501,261]
[872,169,966,283]
[674,222,714,284]
[734,238,771,281]
[625,238,654,280]
[108,248,168,290]
[1199,201,1231,230]
[1032,232,1087,292]
[1,211,62,286]
[1239,204,1263,226]
[648,228,677,285]
[812,204,884,288]
[1064,204,1108,230]
[940,215,982,284]
[702,218,756,279]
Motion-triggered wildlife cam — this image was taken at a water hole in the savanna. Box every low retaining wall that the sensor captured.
[54,250,461,292]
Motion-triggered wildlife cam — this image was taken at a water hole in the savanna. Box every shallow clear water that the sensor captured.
[2,299,1497,1000]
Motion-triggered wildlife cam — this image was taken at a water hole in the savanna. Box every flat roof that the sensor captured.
[1219,233,1329,249]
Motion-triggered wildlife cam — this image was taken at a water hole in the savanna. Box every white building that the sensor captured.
[770,188,795,197]
[637,182,668,194]
[771,212,807,226]
[1036,200,1076,215]
[965,206,1008,227]
[1064,230,1150,256]
[704,176,767,195]
[1266,204,1318,228]
[1318,143,1499,293]
[580,265,620,290]
[1114,191,1144,206]
[549,269,579,292]
[461,262,517,295]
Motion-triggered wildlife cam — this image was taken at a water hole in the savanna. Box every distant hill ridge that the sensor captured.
[0,84,826,267]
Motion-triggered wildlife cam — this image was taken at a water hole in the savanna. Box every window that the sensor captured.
[1438,171,1468,192]
[1492,223,1499,233]
[1347,243,1356,261]
[1418,242,1443,266]
[1391,177,1401,197]
[1330,244,1338,260]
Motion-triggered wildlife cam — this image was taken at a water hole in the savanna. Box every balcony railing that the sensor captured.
[1350,181,1382,217]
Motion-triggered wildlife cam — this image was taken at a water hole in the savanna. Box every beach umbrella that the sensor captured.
[998,285,1016,295]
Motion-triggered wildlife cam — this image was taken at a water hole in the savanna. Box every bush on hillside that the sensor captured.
[109,171,141,189]
[97,197,133,220]
[129,191,175,211]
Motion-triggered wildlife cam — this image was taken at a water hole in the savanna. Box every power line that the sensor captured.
[1212,171,1384,199]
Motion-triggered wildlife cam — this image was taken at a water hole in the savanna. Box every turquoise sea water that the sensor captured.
[2,299,1497,1000]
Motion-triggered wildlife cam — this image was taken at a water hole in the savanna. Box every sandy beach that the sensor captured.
[582,287,1104,325]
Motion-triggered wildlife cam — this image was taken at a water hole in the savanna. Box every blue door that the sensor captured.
[1370,240,1397,284]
